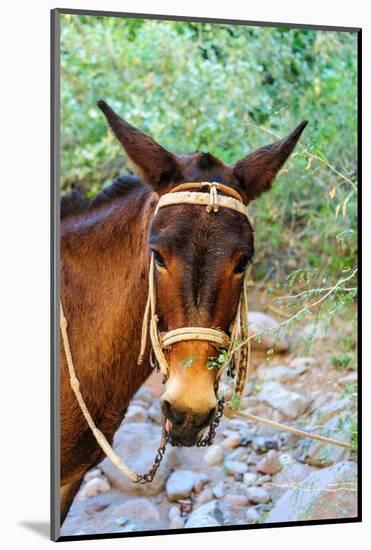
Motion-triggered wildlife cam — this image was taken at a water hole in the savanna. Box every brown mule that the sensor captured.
[60,100,307,523]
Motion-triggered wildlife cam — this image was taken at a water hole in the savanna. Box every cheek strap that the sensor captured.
[137,253,251,398]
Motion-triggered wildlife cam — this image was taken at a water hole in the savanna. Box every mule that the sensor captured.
[60,99,307,523]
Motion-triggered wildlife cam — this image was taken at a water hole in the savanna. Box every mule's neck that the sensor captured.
[60,185,157,404]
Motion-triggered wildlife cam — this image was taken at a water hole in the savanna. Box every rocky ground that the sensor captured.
[61,310,358,536]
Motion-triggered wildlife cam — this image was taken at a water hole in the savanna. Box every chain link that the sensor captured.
[134,427,170,484]
[196,395,225,447]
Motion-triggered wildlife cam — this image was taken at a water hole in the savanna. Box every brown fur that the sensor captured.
[60,101,307,523]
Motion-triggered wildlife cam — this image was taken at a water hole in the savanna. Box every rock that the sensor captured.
[267,461,357,522]
[243,472,258,486]
[100,422,179,496]
[257,450,282,475]
[246,507,261,523]
[166,470,196,502]
[84,499,111,515]
[222,429,236,438]
[77,477,110,500]
[212,482,225,499]
[193,473,209,494]
[248,311,289,352]
[310,391,333,411]
[256,475,271,486]
[147,403,162,424]
[114,516,130,527]
[240,433,254,446]
[234,473,244,482]
[193,471,209,488]
[272,458,312,490]
[224,494,249,507]
[245,487,271,504]
[296,414,352,467]
[295,322,327,340]
[228,418,251,431]
[133,386,153,404]
[178,499,192,515]
[289,356,316,372]
[257,381,312,419]
[338,372,357,385]
[130,398,150,410]
[252,435,280,452]
[83,468,102,482]
[193,480,203,494]
[170,516,185,529]
[222,433,241,449]
[204,444,224,466]
[125,405,147,423]
[228,448,248,461]
[225,460,248,475]
[315,398,351,423]
[186,500,225,528]
[112,498,160,523]
[168,506,181,520]
[257,364,301,382]
[247,455,259,467]
[196,487,214,506]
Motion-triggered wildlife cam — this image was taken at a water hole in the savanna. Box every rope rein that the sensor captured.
[60,181,352,485]
[60,301,144,483]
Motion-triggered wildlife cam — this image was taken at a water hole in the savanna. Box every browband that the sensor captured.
[154,182,248,218]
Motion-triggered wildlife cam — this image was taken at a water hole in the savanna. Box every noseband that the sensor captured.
[137,181,251,400]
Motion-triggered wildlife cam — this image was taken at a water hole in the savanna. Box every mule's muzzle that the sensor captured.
[161,400,216,446]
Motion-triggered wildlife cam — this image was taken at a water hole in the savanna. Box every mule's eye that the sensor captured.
[234,256,249,274]
[153,251,166,269]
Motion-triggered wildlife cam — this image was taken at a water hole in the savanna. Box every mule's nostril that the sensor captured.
[194,407,217,429]
[161,400,186,425]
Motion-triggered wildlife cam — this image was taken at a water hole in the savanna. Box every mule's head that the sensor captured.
[98,100,307,445]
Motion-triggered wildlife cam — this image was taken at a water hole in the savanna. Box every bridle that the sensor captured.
[137,182,251,399]
[60,180,252,483]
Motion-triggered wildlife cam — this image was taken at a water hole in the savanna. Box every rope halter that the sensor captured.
[137,181,251,403]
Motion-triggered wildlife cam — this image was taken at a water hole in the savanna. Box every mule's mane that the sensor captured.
[61,174,144,220]
[60,150,228,221]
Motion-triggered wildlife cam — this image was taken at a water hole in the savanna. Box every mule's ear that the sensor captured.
[97,100,180,193]
[232,121,308,202]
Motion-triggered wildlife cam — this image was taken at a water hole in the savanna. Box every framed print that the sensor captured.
[51,8,361,542]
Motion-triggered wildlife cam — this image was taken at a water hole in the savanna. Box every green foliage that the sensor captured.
[230,393,241,411]
[180,355,200,368]
[207,349,229,370]
[331,354,352,370]
[60,14,357,287]
[341,383,358,449]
